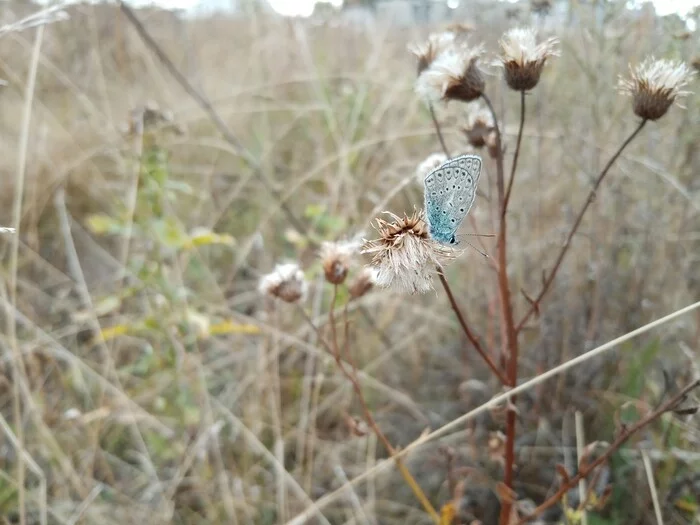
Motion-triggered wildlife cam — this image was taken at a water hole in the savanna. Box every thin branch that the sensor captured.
[300,304,441,524]
[516,379,700,523]
[0,4,67,37]
[642,451,664,525]
[503,90,526,214]
[481,92,521,525]
[516,119,648,333]
[429,103,450,157]
[8,25,45,525]
[574,411,589,525]
[437,270,509,385]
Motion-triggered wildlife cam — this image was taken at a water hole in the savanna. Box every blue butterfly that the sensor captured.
[423,154,482,245]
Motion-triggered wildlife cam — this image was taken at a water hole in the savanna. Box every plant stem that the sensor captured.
[516,379,700,523]
[300,303,441,524]
[516,119,647,332]
[429,102,451,157]
[482,92,521,525]
[504,90,526,213]
[437,269,508,385]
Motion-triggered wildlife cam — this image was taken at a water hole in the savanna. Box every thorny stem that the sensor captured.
[481,92,521,525]
[504,90,526,214]
[515,119,648,333]
[516,379,700,524]
[437,269,508,385]
[299,299,441,524]
[429,103,451,157]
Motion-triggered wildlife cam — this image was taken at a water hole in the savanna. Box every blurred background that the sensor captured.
[0,0,699,523]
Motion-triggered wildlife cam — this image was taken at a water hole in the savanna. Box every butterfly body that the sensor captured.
[423,154,482,245]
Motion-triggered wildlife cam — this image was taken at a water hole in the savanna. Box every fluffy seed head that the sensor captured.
[348,267,377,299]
[408,32,456,75]
[258,263,308,304]
[320,240,360,285]
[462,104,495,148]
[415,152,448,184]
[415,41,486,104]
[361,211,456,294]
[618,58,695,121]
[497,27,559,91]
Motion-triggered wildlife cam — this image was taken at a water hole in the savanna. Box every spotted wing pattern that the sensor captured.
[423,154,482,244]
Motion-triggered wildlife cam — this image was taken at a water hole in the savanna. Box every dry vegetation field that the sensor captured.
[0,0,699,524]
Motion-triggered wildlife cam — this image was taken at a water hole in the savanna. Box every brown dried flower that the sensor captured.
[320,240,359,285]
[348,267,377,299]
[124,100,186,138]
[415,152,448,184]
[462,104,495,148]
[497,28,559,91]
[415,41,486,104]
[258,263,308,304]
[530,0,552,15]
[361,211,456,294]
[618,57,695,121]
[408,32,456,75]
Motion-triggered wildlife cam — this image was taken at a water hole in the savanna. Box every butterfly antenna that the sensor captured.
[464,240,489,258]
[456,232,496,239]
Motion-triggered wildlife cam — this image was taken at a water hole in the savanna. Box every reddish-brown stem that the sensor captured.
[503,90,526,214]
[300,298,441,524]
[482,92,521,525]
[328,285,341,357]
[515,119,648,333]
[437,269,509,385]
[516,379,700,523]
[429,103,451,158]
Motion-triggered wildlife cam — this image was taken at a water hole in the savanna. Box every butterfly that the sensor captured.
[423,154,482,245]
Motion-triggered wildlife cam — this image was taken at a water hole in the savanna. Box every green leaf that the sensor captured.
[151,218,187,248]
[184,228,235,249]
[86,213,124,235]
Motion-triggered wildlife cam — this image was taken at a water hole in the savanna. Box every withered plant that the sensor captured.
[262,22,698,525]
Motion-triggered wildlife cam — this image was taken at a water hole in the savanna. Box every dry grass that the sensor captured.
[0,1,698,524]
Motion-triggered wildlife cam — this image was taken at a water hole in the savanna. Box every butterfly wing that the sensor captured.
[424,164,455,244]
[424,154,482,244]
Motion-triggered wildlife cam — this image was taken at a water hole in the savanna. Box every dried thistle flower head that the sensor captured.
[361,211,456,294]
[462,104,495,148]
[408,32,456,75]
[258,263,308,304]
[618,58,695,121]
[530,0,552,15]
[497,27,559,91]
[415,152,448,184]
[415,41,486,104]
[320,239,360,285]
[348,267,377,299]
